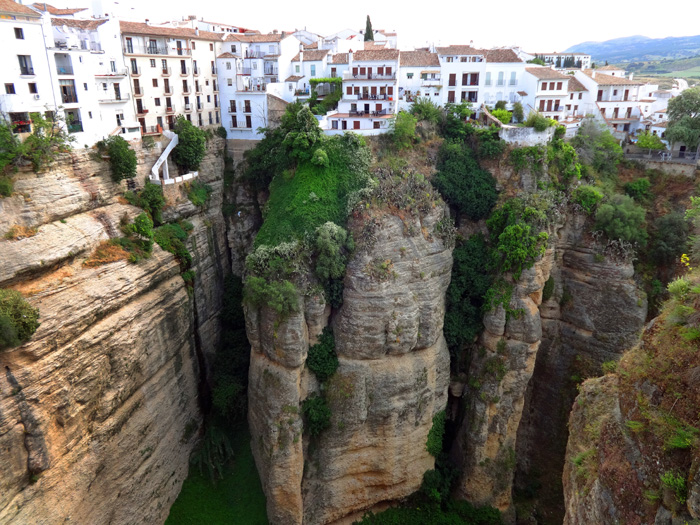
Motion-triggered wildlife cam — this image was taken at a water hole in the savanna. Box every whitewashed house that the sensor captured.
[287,49,331,98]
[435,45,486,107]
[481,48,526,109]
[397,51,441,109]
[327,49,399,133]
[519,50,591,69]
[522,67,570,121]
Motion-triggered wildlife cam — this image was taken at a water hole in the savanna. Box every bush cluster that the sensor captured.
[124,180,166,225]
[187,179,213,207]
[0,176,13,197]
[99,136,137,182]
[595,194,647,245]
[306,327,338,383]
[572,185,603,214]
[301,395,331,436]
[154,221,194,269]
[0,289,40,350]
[172,116,207,172]
[426,411,446,457]
[243,277,299,317]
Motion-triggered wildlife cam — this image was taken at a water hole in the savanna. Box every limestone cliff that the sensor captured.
[0,139,228,524]
[245,204,453,524]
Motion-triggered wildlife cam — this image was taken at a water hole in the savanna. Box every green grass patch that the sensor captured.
[165,426,267,525]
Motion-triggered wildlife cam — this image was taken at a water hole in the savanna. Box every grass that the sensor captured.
[4,225,38,240]
[658,66,700,78]
[83,240,130,267]
[165,426,267,525]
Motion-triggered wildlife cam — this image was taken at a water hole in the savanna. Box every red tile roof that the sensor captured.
[399,51,439,67]
[481,48,522,63]
[525,67,570,80]
[31,2,86,14]
[436,45,482,56]
[217,52,239,59]
[225,32,285,43]
[119,21,222,41]
[291,49,330,62]
[353,49,400,61]
[567,77,588,92]
[581,70,642,85]
[331,53,348,64]
[51,17,107,30]
[0,0,39,16]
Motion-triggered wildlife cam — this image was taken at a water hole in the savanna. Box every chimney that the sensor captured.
[629,73,634,80]
[300,50,303,63]
[195,28,199,36]
[145,19,150,25]
[348,49,353,66]
[592,71,596,79]
[273,29,278,34]
[281,31,286,38]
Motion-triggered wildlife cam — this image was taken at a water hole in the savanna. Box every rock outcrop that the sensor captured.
[0,139,228,524]
[246,205,453,524]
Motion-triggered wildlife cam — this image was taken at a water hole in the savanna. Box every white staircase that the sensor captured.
[149,130,199,186]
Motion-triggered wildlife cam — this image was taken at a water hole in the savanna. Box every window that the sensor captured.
[10,112,30,133]
[14,28,24,39]
[162,59,167,70]
[485,72,491,86]
[18,55,33,75]
[88,111,92,118]
[28,83,37,94]
[541,82,547,91]
[252,62,257,70]
[227,78,233,86]
[406,72,413,79]
[207,95,210,102]
[310,65,316,76]
[295,64,300,73]
[209,43,213,51]
[205,80,209,86]
[245,115,251,128]
[152,79,158,87]
[510,72,517,85]
[556,82,562,90]
[448,73,456,86]
[83,83,88,90]
[110,60,116,73]
[497,72,504,86]
[613,89,618,96]
[191,41,196,50]
[244,100,251,112]
[130,58,138,74]
[374,121,381,129]
[446,57,453,63]
[154,98,161,106]
[231,45,237,53]
[5,83,15,94]
[578,93,582,100]
[226,62,231,70]
[570,93,574,100]
[460,57,467,62]
[462,73,468,85]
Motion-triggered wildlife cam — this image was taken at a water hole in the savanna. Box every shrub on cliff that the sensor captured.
[172,116,207,172]
[301,395,331,436]
[432,141,497,220]
[595,194,647,245]
[571,118,623,177]
[187,179,213,207]
[389,111,418,150]
[101,136,137,182]
[0,289,40,350]
[0,176,12,197]
[426,410,446,456]
[491,109,512,124]
[306,327,338,383]
[243,277,299,317]
[124,180,165,225]
[572,185,603,214]
[649,212,688,265]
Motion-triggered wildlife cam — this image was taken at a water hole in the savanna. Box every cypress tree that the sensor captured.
[364,15,374,41]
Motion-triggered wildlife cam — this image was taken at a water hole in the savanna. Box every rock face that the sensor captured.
[246,206,453,524]
[0,139,228,524]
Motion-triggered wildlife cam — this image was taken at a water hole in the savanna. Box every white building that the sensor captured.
[522,67,571,121]
[519,50,591,70]
[481,49,526,109]
[327,49,399,132]
[120,21,224,134]
[434,45,486,107]
[287,49,331,97]
[217,32,298,139]
[397,51,441,109]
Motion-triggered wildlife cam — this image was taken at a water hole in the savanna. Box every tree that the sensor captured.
[512,102,524,123]
[636,130,665,156]
[0,289,40,350]
[172,116,206,172]
[595,194,647,245]
[364,15,374,41]
[103,136,137,181]
[666,87,700,152]
[571,117,623,176]
[282,105,323,160]
[389,111,417,150]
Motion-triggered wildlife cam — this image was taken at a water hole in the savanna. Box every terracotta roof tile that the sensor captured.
[582,70,642,85]
[285,75,303,82]
[31,3,86,14]
[217,52,239,59]
[225,32,285,43]
[291,49,330,62]
[525,67,570,80]
[436,45,482,56]
[304,42,318,49]
[0,0,39,16]
[331,53,348,64]
[119,21,223,41]
[481,48,522,63]
[52,17,107,30]
[353,49,399,61]
[598,65,624,71]
[567,77,588,92]
[399,51,439,67]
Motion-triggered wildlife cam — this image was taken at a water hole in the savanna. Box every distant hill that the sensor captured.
[565,34,700,63]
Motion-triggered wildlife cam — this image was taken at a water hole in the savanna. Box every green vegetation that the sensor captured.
[432,141,497,220]
[426,411,447,457]
[357,493,502,524]
[636,130,666,156]
[444,234,493,351]
[165,427,267,525]
[154,221,194,274]
[666,86,700,150]
[595,194,647,245]
[524,112,552,132]
[389,111,418,150]
[474,126,506,159]
[491,109,512,124]
[512,102,524,124]
[314,222,353,308]
[124,180,166,225]
[172,116,207,172]
[98,136,137,182]
[308,78,343,114]
[623,177,652,201]
[243,277,299,317]
[660,471,687,504]
[189,423,234,482]
[0,289,40,350]
[111,212,155,263]
[0,112,74,173]
[306,327,338,383]
[302,394,331,436]
[542,276,555,302]
[649,212,688,265]
[572,185,604,214]
[410,97,443,125]
[571,118,623,177]
[0,176,12,197]
[364,15,373,41]
[187,179,213,207]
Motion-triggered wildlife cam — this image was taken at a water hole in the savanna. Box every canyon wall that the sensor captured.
[0,139,227,524]
[245,205,453,524]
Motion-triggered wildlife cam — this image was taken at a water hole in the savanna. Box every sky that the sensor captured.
[46,0,699,52]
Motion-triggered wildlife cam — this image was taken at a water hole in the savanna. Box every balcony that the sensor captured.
[20,67,35,77]
[166,106,175,114]
[343,71,396,80]
[61,93,78,104]
[95,68,128,77]
[98,93,130,103]
[240,67,252,75]
[356,93,390,101]
[243,106,251,113]
[228,105,236,113]
[131,67,141,76]
[349,109,389,117]
[67,121,83,133]
[196,103,203,111]
[179,67,190,77]
[182,87,191,95]
[161,67,171,76]
[184,104,193,112]
[295,89,310,96]
[136,108,149,116]
[164,88,172,96]
[264,68,278,76]
[123,44,169,55]
[142,125,162,135]
[134,87,144,96]
[421,78,441,87]
[56,66,74,75]
[211,66,217,75]
[193,67,199,76]
[174,47,191,56]
[238,84,268,93]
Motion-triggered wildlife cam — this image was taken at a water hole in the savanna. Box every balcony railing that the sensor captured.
[142,125,161,135]
[196,103,203,111]
[61,93,78,104]
[164,88,172,95]
[349,109,389,117]
[229,124,252,129]
[295,89,310,96]
[98,93,130,103]
[136,108,149,115]
[228,105,236,113]
[193,67,199,76]
[356,93,389,101]
[174,47,191,56]
[238,84,268,93]
[184,104,193,111]
[67,121,83,133]
[56,66,74,75]
[182,87,191,94]
[123,44,168,55]
[20,67,35,76]
[343,71,396,80]
[161,67,171,76]
[244,106,251,113]
[240,67,252,75]
[264,68,278,76]
[421,78,441,86]
[134,87,143,96]
[95,68,128,77]
[131,67,141,76]
[166,106,174,113]
[180,67,190,76]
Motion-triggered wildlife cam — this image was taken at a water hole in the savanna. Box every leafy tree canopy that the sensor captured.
[364,15,374,41]
[667,87,700,150]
